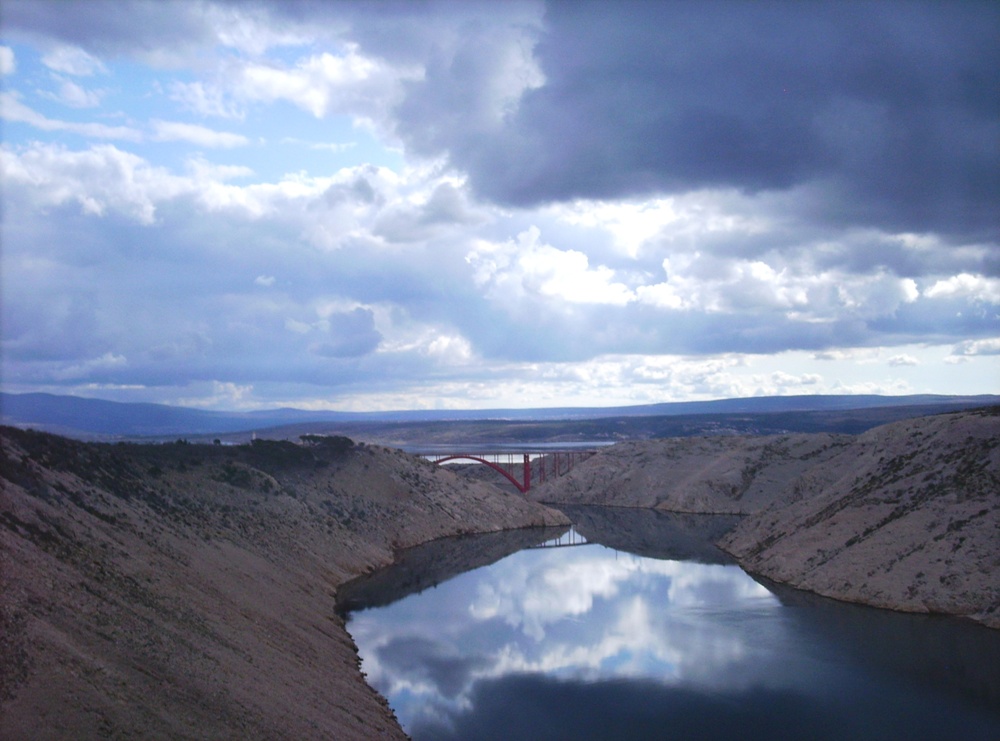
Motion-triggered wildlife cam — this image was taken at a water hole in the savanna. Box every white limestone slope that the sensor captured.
[719,409,1000,627]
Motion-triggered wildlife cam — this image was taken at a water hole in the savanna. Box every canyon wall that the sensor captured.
[0,429,566,740]
[535,408,999,627]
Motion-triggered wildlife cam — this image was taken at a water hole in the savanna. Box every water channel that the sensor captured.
[338,507,1000,741]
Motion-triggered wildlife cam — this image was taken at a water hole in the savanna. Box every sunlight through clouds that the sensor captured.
[467,227,635,307]
[1,0,996,409]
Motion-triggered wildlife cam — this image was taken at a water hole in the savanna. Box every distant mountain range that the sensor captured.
[2,391,997,440]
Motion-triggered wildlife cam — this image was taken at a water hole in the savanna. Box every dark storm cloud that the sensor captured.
[2,0,217,57]
[395,1,1000,239]
[3,0,996,406]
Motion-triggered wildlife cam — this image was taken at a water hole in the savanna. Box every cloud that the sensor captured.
[1,91,142,141]
[280,137,357,153]
[301,307,382,358]
[2,0,234,65]
[951,338,1000,357]
[924,273,1000,304]
[51,352,127,381]
[169,80,246,119]
[203,1,314,56]
[467,227,635,308]
[151,119,250,148]
[392,2,1000,240]
[184,157,254,182]
[373,181,486,243]
[177,380,254,409]
[1,1,997,410]
[0,46,16,75]
[633,255,920,326]
[5,138,996,389]
[2,141,178,222]
[41,76,106,108]
[41,45,108,76]
[2,141,384,226]
[232,47,419,123]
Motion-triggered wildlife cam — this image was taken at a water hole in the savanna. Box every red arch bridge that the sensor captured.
[422,449,598,493]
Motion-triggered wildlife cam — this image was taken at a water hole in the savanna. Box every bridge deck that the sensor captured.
[420,450,597,493]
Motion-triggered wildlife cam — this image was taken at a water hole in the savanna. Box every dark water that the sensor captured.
[340,508,1000,741]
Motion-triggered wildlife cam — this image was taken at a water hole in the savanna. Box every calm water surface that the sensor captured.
[340,509,1000,741]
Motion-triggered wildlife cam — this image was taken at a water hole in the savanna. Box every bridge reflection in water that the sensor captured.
[530,527,590,549]
[421,450,597,493]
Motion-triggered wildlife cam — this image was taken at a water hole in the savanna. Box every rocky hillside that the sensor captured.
[529,432,852,513]
[720,408,999,628]
[0,428,566,740]
[533,408,999,628]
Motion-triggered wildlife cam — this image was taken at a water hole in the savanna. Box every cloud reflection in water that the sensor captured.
[347,541,781,735]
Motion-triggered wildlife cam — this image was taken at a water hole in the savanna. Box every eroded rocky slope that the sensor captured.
[534,408,999,628]
[529,432,852,513]
[0,428,567,740]
[720,408,999,628]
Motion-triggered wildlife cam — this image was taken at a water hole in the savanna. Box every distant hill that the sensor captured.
[1,391,997,440]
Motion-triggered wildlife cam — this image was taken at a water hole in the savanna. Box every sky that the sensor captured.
[1,0,998,412]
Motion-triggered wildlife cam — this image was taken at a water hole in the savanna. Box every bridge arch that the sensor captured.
[432,453,530,493]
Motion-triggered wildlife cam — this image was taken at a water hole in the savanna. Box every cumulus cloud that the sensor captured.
[2,141,171,222]
[634,255,919,323]
[637,256,815,313]
[226,47,419,126]
[951,338,1000,357]
[3,141,394,228]
[1,0,997,409]
[467,227,634,307]
[924,273,1000,304]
